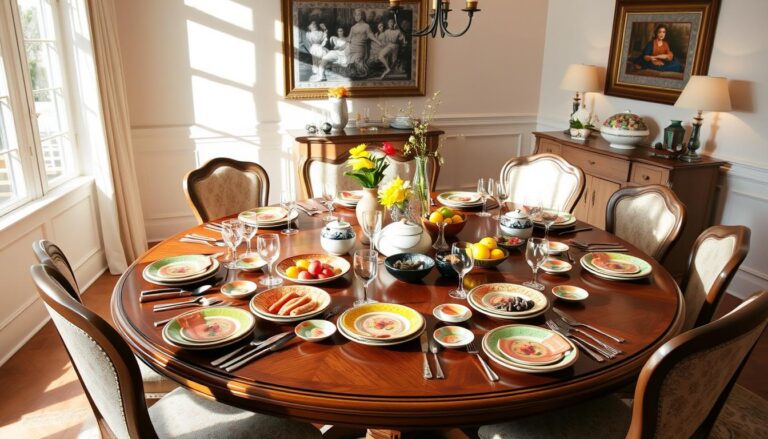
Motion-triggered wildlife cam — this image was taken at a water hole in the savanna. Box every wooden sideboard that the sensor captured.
[534,131,726,280]
[292,127,443,199]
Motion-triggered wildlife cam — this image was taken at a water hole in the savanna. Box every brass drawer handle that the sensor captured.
[642,175,650,181]
[588,160,596,165]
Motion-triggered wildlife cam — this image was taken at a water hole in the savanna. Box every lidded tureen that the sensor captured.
[600,110,650,149]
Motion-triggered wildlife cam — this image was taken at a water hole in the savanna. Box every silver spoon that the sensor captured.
[153,296,220,312]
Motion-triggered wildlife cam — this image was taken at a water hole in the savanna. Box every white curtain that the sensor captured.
[83,0,147,272]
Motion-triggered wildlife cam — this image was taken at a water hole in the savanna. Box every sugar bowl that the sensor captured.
[320,220,356,255]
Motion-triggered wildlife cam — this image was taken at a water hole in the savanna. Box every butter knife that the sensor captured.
[218,332,293,370]
[224,333,296,372]
[420,332,433,379]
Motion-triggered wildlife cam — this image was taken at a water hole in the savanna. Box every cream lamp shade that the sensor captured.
[560,64,601,92]
[675,76,732,112]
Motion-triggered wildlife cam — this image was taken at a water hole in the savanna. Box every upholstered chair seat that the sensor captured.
[606,185,686,262]
[499,153,585,212]
[479,290,767,439]
[183,158,270,223]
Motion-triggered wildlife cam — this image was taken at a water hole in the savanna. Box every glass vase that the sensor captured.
[411,156,430,219]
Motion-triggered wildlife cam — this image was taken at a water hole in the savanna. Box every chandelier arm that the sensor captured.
[440,12,475,38]
[393,7,439,37]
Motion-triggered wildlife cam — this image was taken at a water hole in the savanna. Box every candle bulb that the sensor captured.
[389,0,401,8]
[432,0,437,10]
[466,0,478,10]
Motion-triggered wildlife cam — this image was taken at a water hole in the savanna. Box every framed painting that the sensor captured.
[282,0,428,99]
[604,0,722,105]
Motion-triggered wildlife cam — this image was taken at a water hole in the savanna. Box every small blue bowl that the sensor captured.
[384,253,434,283]
[434,251,458,278]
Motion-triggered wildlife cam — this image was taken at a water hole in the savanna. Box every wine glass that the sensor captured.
[540,208,559,239]
[476,178,491,217]
[280,191,298,235]
[257,234,282,286]
[448,242,475,299]
[353,249,379,306]
[321,181,337,222]
[240,222,258,256]
[220,219,244,269]
[522,237,548,291]
[361,210,383,263]
[493,181,508,220]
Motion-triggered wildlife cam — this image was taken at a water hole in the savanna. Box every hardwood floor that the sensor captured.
[0,272,765,438]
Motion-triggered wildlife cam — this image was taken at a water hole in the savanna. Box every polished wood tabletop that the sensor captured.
[112,202,683,429]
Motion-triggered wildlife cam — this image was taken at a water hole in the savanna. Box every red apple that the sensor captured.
[321,263,334,272]
[298,271,315,280]
[321,267,334,277]
[317,273,328,279]
[308,260,323,276]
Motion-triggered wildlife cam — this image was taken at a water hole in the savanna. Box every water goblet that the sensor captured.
[257,234,282,286]
[448,242,475,299]
[522,237,548,291]
[476,178,491,217]
[493,181,508,220]
[361,210,383,264]
[353,249,379,306]
[220,219,244,269]
[241,222,258,256]
[280,191,298,235]
[540,208,559,238]
[321,182,337,222]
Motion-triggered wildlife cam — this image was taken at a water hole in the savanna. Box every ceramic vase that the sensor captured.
[329,97,348,131]
[355,188,380,244]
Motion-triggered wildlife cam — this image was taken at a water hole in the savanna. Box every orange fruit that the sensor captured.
[490,249,505,260]
[451,214,463,223]
[443,218,453,224]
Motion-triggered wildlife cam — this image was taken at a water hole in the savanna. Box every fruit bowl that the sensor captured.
[423,208,466,238]
[384,253,434,283]
[473,247,509,269]
[276,254,350,284]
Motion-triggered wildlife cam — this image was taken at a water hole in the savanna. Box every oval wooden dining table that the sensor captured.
[112,202,684,431]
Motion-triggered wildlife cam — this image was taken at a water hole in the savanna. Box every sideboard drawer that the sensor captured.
[538,139,562,155]
[630,163,669,186]
[563,148,630,182]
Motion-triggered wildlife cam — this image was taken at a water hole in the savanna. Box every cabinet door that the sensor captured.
[572,175,591,222]
[586,177,620,230]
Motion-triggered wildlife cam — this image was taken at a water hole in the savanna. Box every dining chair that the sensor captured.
[499,153,585,213]
[183,157,270,223]
[681,225,751,331]
[32,239,179,401]
[478,289,768,439]
[30,264,322,439]
[605,184,686,262]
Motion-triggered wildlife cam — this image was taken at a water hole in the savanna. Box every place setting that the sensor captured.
[579,252,652,281]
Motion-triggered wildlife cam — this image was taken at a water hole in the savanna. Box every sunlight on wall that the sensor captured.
[190,75,257,128]
[187,21,255,86]
[184,0,253,31]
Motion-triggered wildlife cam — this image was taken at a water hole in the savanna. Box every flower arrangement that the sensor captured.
[379,177,413,210]
[569,107,599,130]
[328,86,348,99]
[401,91,443,163]
[343,143,395,188]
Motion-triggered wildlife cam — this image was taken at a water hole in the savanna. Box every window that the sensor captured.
[0,0,78,215]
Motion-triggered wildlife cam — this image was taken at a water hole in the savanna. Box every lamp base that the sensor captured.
[678,151,702,162]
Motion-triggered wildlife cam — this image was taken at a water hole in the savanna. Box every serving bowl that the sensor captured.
[434,251,459,278]
[422,213,467,238]
[473,247,509,269]
[384,253,434,283]
[600,110,649,150]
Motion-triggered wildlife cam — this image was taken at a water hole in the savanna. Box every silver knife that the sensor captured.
[420,332,433,379]
[224,333,296,372]
[553,308,626,343]
[218,332,293,369]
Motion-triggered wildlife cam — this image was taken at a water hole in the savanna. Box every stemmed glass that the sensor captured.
[321,182,337,222]
[432,221,449,251]
[361,211,383,262]
[522,237,548,291]
[540,208,559,239]
[492,181,508,220]
[353,249,379,306]
[280,191,298,235]
[257,234,282,286]
[220,219,244,269]
[240,222,258,256]
[448,242,475,299]
[476,178,491,217]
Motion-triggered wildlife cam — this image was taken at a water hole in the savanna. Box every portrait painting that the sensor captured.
[282,0,428,99]
[604,0,722,105]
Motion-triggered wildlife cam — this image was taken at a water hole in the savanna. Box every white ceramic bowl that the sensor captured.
[220,280,258,299]
[294,319,337,342]
[599,126,649,150]
[432,304,472,323]
[552,285,589,302]
[547,241,569,255]
[433,326,475,349]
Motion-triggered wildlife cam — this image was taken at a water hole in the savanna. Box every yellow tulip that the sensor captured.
[349,157,375,170]
[349,144,368,159]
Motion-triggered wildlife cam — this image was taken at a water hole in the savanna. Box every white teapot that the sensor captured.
[375,219,432,256]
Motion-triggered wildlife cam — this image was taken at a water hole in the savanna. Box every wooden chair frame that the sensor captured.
[32,239,80,300]
[683,225,751,328]
[183,157,270,223]
[606,184,686,262]
[499,153,586,213]
[628,290,767,438]
[30,264,158,439]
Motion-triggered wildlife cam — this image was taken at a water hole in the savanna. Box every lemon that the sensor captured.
[428,211,444,223]
[285,266,300,278]
[295,259,310,270]
[451,214,463,223]
[479,237,497,250]
[472,243,491,260]
[490,249,505,260]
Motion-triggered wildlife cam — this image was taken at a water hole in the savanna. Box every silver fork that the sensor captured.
[556,319,623,355]
[547,319,615,359]
[466,340,499,382]
[430,341,445,379]
[553,308,625,343]
[545,320,604,362]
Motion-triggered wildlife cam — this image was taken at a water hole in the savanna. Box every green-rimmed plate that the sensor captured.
[143,255,219,284]
[467,283,549,320]
[540,258,572,274]
[162,307,254,350]
[238,207,299,227]
[581,252,652,280]
[437,191,483,208]
[482,324,578,373]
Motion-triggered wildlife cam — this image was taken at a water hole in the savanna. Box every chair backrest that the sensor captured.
[628,290,767,439]
[183,157,270,224]
[302,151,439,199]
[32,239,81,301]
[30,264,157,439]
[499,153,585,213]
[681,225,751,331]
[605,185,686,262]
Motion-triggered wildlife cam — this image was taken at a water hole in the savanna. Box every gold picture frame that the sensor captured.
[604,0,722,105]
[281,0,428,99]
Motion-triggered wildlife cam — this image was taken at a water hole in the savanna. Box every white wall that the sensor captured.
[114,0,550,241]
[537,0,768,298]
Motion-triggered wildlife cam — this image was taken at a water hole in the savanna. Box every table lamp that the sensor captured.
[674,76,731,162]
[560,64,601,122]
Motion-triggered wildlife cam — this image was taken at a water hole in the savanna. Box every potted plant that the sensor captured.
[569,108,598,140]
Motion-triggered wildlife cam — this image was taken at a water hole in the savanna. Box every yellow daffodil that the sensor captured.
[349,143,368,159]
[349,157,375,171]
[379,177,412,209]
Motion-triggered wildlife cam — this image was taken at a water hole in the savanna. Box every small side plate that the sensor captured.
[541,258,572,274]
[432,303,472,323]
[221,280,258,299]
[552,285,589,302]
[433,326,474,349]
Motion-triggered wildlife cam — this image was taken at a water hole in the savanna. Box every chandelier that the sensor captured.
[389,0,481,38]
